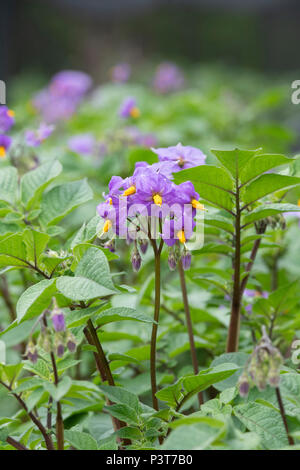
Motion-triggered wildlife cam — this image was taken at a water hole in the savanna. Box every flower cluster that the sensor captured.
[97,143,206,271]
[238,327,283,397]
[33,70,92,123]
[0,106,15,158]
[25,300,76,363]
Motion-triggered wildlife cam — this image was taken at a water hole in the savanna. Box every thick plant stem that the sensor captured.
[150,250,161,411]
[227,185,241,353]
[275,387,294,446]
[50,352,64,451]
[6,436,28,450]
[84,320,125,439]
[178,259,203,406]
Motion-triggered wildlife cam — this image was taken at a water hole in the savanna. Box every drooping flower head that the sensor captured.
[0,106,15,133]
[153,62,184,94]
[111,63,131,83]
[0,135,12,158]
[68,134,96,155]
[152,143,206,173]
[119,97,140,119]
[25,123,55,147]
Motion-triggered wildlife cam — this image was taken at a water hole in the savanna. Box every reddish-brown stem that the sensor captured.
[6,436,28,450]
[275,387,294,446]
[50,352,64,451]
[178,259,203,406]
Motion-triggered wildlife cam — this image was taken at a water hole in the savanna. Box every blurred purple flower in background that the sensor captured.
[0,134,12,158]
[119,97,140,119]
[0,106,15,133]
[25,123,55,147]
[124,126,157,148]
[68,133,96,155]
[33,70,92,123]
[153,62,184,94]
[111,63,131,83]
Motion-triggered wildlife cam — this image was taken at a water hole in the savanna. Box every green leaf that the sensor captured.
[0,364,23,388]
[95,307,153,327]
[211,352,248,391]
[99,385,139,412]
[16,279,56,322]
[105,403,139,425]
[21,160,62,209]
[0,233,28,268]
[43,376,72,402]
[0,167,18,204]
[162,419,225,450]
[242,203,300,226]
[173,165,234,212]
[22,229,50,265]
[240,153,292,185]
[241,174,300,207]
[75,247,115,292]
[64,430,98,450]
[56,276,115,301]
[234,402,288,449]
[211,148,260,178]
[156,364,238,409]
[39,179,93,226]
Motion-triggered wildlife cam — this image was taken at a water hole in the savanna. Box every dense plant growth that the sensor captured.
[1,65,300,450]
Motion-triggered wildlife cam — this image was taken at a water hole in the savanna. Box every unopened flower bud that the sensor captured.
[57,343,64,358]
[26,340,38,364]
[104,239,116,253]
[238,375,250,397]
[168,249,177,271]
[131,247,141,272]
[52,311,66,332]
[139,239,148,254]
[181,249,191,271]
[66,332,77,353]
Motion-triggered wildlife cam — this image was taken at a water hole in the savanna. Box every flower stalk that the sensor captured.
[178,259,203,406]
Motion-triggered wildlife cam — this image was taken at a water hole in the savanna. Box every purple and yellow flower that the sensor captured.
[0,106,15,133]
[25,123,55,147]
[119,97,140,119]
[153,62,184,94]
[152,143,206,172]
[50,70,92,99]
[0,135,12,158]
[111,63,131,83]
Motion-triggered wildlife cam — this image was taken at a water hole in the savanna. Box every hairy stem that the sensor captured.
[50,352,64,451]
[0,275,16,322]
[0,380,54,450]
[6,436,28,450]
[227,184,241,353]
[150,249,161,411]
[178,259,203,406]
[84,320,126,441]
[275,387,294,446]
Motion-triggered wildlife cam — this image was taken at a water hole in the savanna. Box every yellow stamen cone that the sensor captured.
[123,185,136,196]
[103,220,112,233]
[177,230,186,244]
[153,194,162,206]
[297,199,300,207]
[0,146,6,158]
[191,199,205,210]
[7,109,15,118]
[129,107,140,118]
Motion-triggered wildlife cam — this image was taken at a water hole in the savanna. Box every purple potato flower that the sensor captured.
[0,134,12,158]
[119,97,140,119]
[0,106,15,133]
[152,143,206,173]
[50,70,92,99]
[25,123,55,147]
[153,62,184,94]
